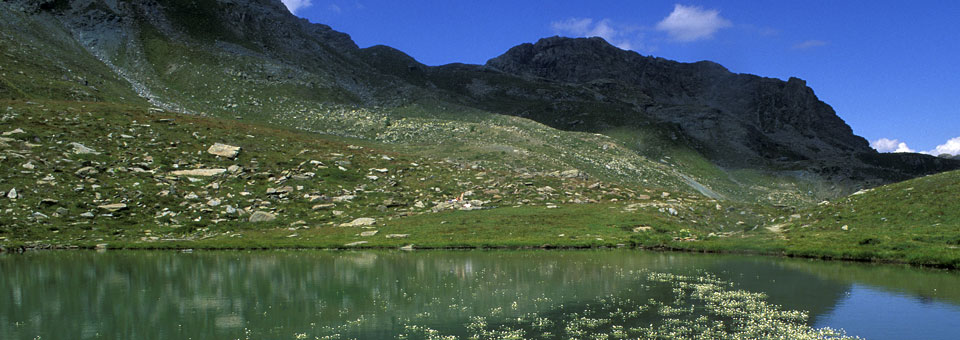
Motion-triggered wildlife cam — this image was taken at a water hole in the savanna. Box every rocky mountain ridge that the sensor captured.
[4,0,959,200]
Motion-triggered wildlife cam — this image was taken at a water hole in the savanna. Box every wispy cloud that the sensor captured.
[281,0,313,14]
[655,4,731,42]
[550,18,647,51]
[872,138,915,153]
[327,4,342,14]
[792,39,828,50]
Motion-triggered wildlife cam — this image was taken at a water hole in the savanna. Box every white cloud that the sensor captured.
[550,18,646,51]
[281,0,313,14]
[328,4,341,14]
[792,40,828,50]
[655,4,731,42]
[927,136,960,156]
[872,138,915,153]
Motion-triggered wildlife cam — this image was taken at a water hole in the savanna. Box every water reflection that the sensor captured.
[0,250,957,339]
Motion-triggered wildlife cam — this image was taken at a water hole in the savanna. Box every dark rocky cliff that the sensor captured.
[485,37,873,165]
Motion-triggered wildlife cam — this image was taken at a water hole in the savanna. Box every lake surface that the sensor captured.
[2,250,959,339]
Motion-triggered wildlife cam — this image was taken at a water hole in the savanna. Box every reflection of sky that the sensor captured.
[815,284,960,340]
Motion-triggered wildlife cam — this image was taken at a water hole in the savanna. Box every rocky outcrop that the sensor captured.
[484,37,871,166]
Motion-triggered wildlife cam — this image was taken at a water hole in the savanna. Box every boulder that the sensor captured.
[360,230,378,237]
[98,203,127,212]
[6,188,17,199]
[69,142,100,155]
[340,217,376,227]
[207,143,241,159]
[249,211,277,222]
[560,169,582,178]
[170,169,227,177]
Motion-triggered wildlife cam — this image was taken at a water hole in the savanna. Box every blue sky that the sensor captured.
[282,0,960,155]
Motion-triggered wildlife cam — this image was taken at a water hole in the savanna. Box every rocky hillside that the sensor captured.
[2,0,958,204]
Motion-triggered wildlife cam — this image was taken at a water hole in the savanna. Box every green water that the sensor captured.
[1,250,959,339]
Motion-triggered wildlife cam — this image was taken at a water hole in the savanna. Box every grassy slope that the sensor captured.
[0,100,712,251]
[1,4,958,270]
[658,170,960,268]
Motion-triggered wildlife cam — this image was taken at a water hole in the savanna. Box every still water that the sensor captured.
[1,250,959,339]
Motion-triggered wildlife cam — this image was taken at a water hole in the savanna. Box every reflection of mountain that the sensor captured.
[0,251,870,338]
[778,259,960,307]
[696,257,851,325]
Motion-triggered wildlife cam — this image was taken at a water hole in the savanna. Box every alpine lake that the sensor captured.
[2,250,959,340]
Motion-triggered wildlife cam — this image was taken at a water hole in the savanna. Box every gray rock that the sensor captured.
[560,169,582,178]
[360,230,378,237]
[98,203,127,212]
[80,212,95,218]
[249,211,277,222]
[6,188,17,199]
[207,143,241,158]
[75,166,99,177]
[2,128,25,136]
[399,244,414,251]
[340,217,376,227]
[224,205,237,214]
[385,234,409,239]
[69,142,100,155]
[170,169,227,177]
[332,195,355,202]
[344,241,368,247]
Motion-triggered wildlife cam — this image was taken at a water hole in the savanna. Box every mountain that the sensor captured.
[2,0,959,204]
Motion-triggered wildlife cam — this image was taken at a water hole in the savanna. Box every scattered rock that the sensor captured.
[249,211,277,222]
[633,226,652,232]
[95,243,108,250]
[207,143,241,158]
[400,244,414,251]
[6,188,17,199]
[2,128,25,136]
[21,162,35,170]
[98,203,127,212]
[636,195,651,200]
[207,198,221,207]
[79,212,95,218]
[69,142,100,155]
[661,192,671,198]
[344,241,368,247]
[170,169,227,177]
[312,203,335,210]
[75,166,99,177]
[340,217,376,227]
[266,186,294,195]
[841,225,849,231]
[332,195,355,202]
[227,165,242,173]
[386,234,409,239]
[560,169,582,178]
[360,230,378,237]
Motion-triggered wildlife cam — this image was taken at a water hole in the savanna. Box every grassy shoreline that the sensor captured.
[1,100,957,270]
